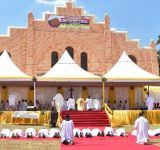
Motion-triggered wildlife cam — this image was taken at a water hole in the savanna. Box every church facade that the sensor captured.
[0,1,159,77]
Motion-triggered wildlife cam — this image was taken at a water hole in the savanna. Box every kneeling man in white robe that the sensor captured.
[61,114,74,145]
[134,111,150,144]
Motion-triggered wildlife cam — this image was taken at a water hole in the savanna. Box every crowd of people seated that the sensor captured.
[0,99,53,111]
[106,99,160,110]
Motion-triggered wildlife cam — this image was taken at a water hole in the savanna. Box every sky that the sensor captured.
[0,0,159,48]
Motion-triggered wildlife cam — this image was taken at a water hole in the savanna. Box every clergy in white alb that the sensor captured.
[86,96,93,110]
[25,128,36,138]
[76,98,85,111]
[38,129,49,138]
[146,96,154,110]
[92,98,101,110]
[0,129,12,138]
[60,114,74,144]
[91,128,101,136]
[73,128,81,137]
[67,98,76,110]
[134,112,149,144]
[104,127,114,136]
[114,128,126,136]
[49,128,60,138]
[11,129,24,137]
[53,93,64,111]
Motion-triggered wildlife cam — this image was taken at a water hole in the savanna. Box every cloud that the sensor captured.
[36,0,75,5]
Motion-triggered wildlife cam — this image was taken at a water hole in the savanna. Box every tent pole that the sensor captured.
[102,78,106,109]
[34,81,36,107]
[32,77,37,107]
[148,85,150,95]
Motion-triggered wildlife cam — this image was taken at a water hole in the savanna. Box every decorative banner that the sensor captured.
[48,15,90,29]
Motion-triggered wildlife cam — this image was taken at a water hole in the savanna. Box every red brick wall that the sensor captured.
[0,2,159,76]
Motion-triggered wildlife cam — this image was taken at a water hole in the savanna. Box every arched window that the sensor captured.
[66,46,74,58]
[129,55,137,64]
[51,51,58,67]
[81,52,88,71]
[0,51,11,57]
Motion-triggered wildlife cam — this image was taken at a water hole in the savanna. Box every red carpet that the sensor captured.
[61,111,110,127]
[61,136,160,150]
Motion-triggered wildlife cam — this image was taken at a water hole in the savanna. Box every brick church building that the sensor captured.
[0,1,159,77]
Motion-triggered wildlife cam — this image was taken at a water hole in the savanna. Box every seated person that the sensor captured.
[112,100,117,110]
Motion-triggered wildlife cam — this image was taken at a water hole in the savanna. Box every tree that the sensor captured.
[156,35,160,74]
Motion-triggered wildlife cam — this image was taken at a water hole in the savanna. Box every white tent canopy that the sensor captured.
[38,51,101,84]
[0,50,32,82]
[103,51,160,86]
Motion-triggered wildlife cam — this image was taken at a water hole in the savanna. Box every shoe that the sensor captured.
[75,132,79,138]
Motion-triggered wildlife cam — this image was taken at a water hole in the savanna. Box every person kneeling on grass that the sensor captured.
[60,114,74,145]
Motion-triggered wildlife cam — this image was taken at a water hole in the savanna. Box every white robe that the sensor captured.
[73,128,81,136]
[104,127,114,135]
[12,129,24,137]
[86,98,93,110]
[53,93,64,110]
[38,129,49,137]
[61,120,74,142]
[49,128,60,138]
[91,128,101,136]
[114,128,126,136]
[146,96,154,110]
[134,116,149,144]
[25,128,36,137]
[92,98,101,110]
[148,129,160,136]
[67,98,76,110]
[1,129,12,137]
[82,128,92,136]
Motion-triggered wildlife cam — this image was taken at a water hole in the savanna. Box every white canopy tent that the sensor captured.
[0,50,32,83]
[103,51,160,86]
[38,51,100,83]
[0,50,33,105]
[103,51,160,108]
[37,51,102,102]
